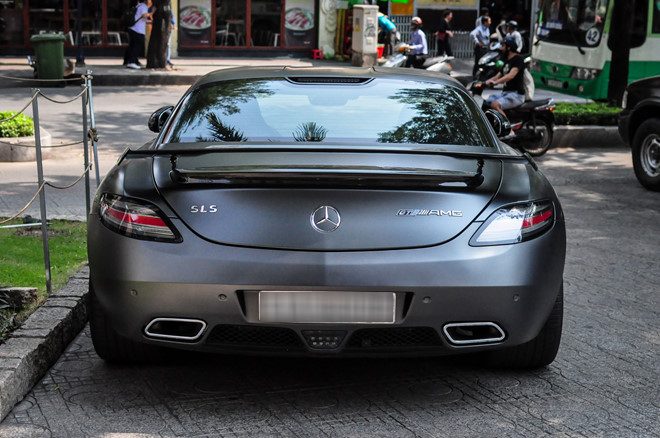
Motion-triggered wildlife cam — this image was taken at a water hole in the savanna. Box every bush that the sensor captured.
[0,111,35,138]
[554,102,621,126]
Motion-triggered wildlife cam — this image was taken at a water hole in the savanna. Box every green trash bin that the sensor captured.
[30,33,66,80]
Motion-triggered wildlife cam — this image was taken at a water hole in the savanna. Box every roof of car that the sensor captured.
[193,66,464,89]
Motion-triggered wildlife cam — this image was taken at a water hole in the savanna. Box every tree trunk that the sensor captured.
[606,1,634,106]
[146,0,172,69]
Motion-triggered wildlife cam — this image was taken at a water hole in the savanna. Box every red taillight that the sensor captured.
[104,205,168,228]
[470,201,554,246]
[522,208,553,229]
[98,194,180,242]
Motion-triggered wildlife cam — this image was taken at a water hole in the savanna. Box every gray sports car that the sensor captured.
[88,66,565,368]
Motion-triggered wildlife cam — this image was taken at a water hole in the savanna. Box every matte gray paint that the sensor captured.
[88,67,566,357]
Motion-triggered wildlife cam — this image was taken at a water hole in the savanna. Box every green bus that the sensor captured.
[530,0,660,99]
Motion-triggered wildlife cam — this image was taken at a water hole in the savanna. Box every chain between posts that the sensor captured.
[0,72,98,294]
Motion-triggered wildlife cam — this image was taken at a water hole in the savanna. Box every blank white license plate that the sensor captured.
[259,291,396,324]
[547,79,562,88]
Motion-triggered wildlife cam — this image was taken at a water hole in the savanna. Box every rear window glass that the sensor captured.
[165,78,496,148]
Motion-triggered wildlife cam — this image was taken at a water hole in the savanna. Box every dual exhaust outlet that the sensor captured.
[144,318,207,342]
[143,318,506,347]
[442,322,506,346]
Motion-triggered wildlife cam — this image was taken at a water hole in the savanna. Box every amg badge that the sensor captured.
[397,209,463,217]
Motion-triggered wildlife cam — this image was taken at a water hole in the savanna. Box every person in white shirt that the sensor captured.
[506,20,523,53]
[405,17,428,68]
[123,0,152,69]
[470,16,491,78]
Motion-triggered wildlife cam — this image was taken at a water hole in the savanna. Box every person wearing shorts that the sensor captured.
[485,36,526,130]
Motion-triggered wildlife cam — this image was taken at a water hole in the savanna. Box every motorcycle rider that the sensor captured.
[405,17,428,68]
[484,36,526,132]
[505,20,523,53]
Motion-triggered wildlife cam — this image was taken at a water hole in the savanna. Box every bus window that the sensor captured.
[537,0,610,46]
[653,0,660,33]
[607,1,647,49]
[631,0,649,46]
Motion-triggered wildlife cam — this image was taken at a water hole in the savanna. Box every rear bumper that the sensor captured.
[88,216,566,357]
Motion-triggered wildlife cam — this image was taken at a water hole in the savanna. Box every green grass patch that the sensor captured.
[554,102,621,126]
[0,220,88,342]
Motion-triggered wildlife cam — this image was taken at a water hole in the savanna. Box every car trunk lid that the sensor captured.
[153,149,502,251]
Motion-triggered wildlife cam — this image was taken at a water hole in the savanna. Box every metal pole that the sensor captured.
[82,79,91,218]
[86,70,100,186]
[31,90,52,295]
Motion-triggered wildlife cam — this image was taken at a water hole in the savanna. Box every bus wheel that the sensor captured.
[632,118,660,192]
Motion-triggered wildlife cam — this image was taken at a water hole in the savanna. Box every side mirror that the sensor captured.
[484,109,511,137]
[148,106,174,133]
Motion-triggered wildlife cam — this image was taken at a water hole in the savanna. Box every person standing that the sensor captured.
[123,0,152,69]
[470,15,491,78]
[167,11,177,68]
[405,17,428,68]
[378,13,397,57]
[436,9,453,56]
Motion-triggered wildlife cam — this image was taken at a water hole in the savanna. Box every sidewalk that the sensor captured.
[1,55,420,87]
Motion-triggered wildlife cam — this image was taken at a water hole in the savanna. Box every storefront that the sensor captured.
[178,0,317,52]
[1,0,134,55]
[0,0,318,56]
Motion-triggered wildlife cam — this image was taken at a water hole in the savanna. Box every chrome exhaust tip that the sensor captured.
[144,318,207,342]
[442,322,506,346]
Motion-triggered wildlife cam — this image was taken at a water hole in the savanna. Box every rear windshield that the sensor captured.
[165,77,496,148]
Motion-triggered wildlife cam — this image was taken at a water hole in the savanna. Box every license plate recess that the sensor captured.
[259,291,396,324]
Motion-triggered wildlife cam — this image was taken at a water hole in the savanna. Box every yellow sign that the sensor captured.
[417,0,477,6]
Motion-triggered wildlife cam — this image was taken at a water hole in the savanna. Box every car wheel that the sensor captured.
[484,285,563,369]
[520,118,553,157]
[632,118,660,191]
[88,281,165,363]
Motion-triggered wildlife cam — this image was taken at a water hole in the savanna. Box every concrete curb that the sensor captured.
[0,266,88,422]
[553,125,626,148]
[0,128,53,162]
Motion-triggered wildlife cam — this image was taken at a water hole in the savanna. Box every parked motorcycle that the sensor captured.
[470,81,555,156]
[381,43,453,75]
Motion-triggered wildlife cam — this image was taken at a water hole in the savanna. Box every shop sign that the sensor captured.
[179,0,212,46]
[285,0,315,47]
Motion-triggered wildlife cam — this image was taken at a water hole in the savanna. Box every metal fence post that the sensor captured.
[86,70,100,186]
[31,89,52,295]
[82,78,91,218]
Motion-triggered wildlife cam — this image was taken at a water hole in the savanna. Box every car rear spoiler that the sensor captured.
[169,157,486,189]
[118,145,533,189]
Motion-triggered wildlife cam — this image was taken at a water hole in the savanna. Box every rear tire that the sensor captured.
[88,281,165,363]
[631,118,660,191]
[484,285,563,369]
[520,118,553,156]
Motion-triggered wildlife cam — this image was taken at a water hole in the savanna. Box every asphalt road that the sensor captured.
[1,86,659,437]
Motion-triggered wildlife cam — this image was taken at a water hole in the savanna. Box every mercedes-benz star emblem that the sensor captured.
[311,206,341,233]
